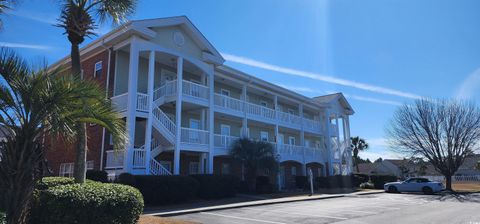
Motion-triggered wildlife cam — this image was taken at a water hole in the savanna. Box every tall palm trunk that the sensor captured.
[70,43,88,184]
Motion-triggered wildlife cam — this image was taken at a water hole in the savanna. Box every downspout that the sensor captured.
[99,39,112,171]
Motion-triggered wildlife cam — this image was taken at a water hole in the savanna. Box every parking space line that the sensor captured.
[200,212,288,224]
[265,203,378,215]
[241,207,348,220]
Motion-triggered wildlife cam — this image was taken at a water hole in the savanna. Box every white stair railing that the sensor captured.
[150,158,172,175]
[152,107,176,137]
[132,146,146,168]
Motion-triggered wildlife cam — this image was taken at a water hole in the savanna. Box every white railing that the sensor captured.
[276,144,304,155]
[454,175,480,182]
[105,150,124,168]
[111,93,128,112]
[214,134,240,148]
[305,147,322,158]
[151,137,161,151]
[132,148,146,168]
[277,111,302,127]
[182,80,209,100]
[154,80,177,101]
[150,158,172,175]
[152,108,176,136]
[136,93,149,112]
[246,102,276,120]
[303,118,322,132]
[181,128,209,145]
[214,94,244,113]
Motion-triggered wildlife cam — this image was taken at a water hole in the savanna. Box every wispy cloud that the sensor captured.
[222,53,422,100]
[456,68,480,100]
[9,10,57,25]
[0,42,54,50]
[276,84,403,106]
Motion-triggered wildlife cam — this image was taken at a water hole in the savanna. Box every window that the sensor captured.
[221,163,230,175]
[160,161,172,172]
[59,163,74,177]
[260,131,269,142]
[94,61,102,78]
[87,160,94,170]
[291,166,297,176]
[189,162,199,174]
[220,124,231,136]
[260,101,268,107]
[220,89,230,96]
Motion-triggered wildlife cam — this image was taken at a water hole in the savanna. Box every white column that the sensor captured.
[173,57,183,175]
[241,84,248,137]
[124,40,139,173]
[326,110,334,176]
[300,104,306,175]
[144,50,155,175]
[208,69,215,174]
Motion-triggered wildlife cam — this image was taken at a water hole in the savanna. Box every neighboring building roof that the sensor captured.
[357,163,378,174]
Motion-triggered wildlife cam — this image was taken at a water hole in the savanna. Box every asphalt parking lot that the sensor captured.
[169,192,480,224]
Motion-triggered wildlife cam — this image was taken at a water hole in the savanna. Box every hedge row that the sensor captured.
[117,174,240,205]
[29,177,143,224]
[369,174,397,189]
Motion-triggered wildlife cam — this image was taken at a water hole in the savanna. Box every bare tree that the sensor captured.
[387,99,480,191]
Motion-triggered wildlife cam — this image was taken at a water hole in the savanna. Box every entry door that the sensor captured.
[220,124,231,146]
[278,134,284,145]
[289,136,296,145]
[190,119,200,143]
[305,140,311,148]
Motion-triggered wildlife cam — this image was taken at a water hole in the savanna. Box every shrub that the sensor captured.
[295,176,308,189]
[370,175,397,189]
[127,175,199,205]
[190,174,239,199]
[86,170,109,183]
[36,177,75,190]
[117,172,136,186]
[30,182,143,224]
[0,211,4,224]
[353,174,370,187]
[236,180,249,193]
[359,182,375,189]
[256,176,273,194]
[316,175,354,188]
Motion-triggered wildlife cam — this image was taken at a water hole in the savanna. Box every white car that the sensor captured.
[384,177,444,194]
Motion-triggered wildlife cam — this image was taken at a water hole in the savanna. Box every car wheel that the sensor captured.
[422,186,433,195]
[388,186,398,193]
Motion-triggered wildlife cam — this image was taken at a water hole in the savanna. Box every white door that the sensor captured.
[260,131,269,142]
[220,124,231,146]
[289,136,296,145]
[190,119,200,143]
[305,140,311,148]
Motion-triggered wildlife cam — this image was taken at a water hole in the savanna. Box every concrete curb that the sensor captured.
[146,190,384,217]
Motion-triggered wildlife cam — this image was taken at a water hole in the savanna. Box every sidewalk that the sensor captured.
[144,189,384,217]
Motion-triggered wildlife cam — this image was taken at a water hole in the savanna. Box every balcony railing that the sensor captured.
[105,150,124,168]
[277,111,302,127]
[153,80,209,102]
[303,118,322,132]
[181,128,209,145]
[246,102,276,120]
[214,94,244,113]
[275,143,304,155]
[132,148,146,168]
[111,93,150,112]
[214,134,240,148]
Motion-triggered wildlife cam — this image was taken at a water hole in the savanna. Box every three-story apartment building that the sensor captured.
[47,16,354,189]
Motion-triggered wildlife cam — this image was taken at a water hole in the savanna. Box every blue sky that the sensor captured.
[2,0,480,160]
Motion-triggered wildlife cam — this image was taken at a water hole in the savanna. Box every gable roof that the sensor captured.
[50,16,225,70]
[313,93,354,115]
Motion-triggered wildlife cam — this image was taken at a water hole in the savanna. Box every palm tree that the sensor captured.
[230,138,279,192]
[56,0,136,183]
[350,136,369,173]
[0,48,126,224]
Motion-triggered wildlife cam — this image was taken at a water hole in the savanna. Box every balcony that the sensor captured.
[111,92,149,113]
[153,79,209,106]
[277,111,302,129]
[213,134,240,155]
[214,94,244,116]
[245,102,276,122]
[303,118,322,133]
[105,150,124,169]
[180,128,209,145]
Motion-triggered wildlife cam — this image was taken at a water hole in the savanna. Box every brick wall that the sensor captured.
[46,49,114,175]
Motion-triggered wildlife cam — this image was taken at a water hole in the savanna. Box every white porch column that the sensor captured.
[144,50,155,175]
[124,40,139,173]
[208,68,215,174]
[241,84,248,137]
[173,57,183,175]
[326,110,334,176]
[300,104,306,175]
